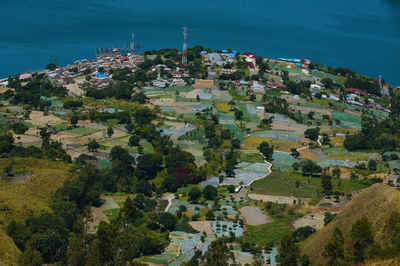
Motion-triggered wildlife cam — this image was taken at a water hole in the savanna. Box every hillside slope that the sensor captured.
[302,183,400,264]
[0,226,20,265]
[0,158,71,264]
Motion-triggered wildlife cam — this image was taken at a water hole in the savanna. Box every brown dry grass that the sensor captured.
[192,80,217,90]
[330,136,345,147]
[0,158,71,265]
[242,137,303,152]
[299,149,323,161]
[23,110,63,126]
[302,184,400,264]
[213,102,233,113]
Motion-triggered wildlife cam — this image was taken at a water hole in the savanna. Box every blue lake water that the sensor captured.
[1,0,400,85]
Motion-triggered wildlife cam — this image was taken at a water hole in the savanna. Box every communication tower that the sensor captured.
[182,26,188,68]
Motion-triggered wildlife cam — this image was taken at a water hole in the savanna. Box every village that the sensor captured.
[0,45,399,265]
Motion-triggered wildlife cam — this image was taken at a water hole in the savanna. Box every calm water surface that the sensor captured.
[1,0,400,84]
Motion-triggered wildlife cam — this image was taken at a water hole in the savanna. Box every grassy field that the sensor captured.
[213,102,233,113]
[322,147,370,161]
[0,158,71,264]
[333,111,362,130]
[225,124,245,141]
[245,212,302,244]
[250,170,369,199]
[250,171,322,198]
[66,126,100,135]
[241,152,264,163]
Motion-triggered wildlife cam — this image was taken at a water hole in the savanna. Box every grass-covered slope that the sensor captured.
[302,183,400,264]
[0,158,71,264]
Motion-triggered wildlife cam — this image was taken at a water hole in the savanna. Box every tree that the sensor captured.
[11,123,29,134]
[323,227,345,265]
[157,212,177,231]
[324,212,337,226]
[125,123,134,134]
[368,160,377,171]
[321,78,334,89]
[276,235,299,266]
[321,172,333,195]
[304,128,320,141]
[259,141,273,161]
[302,160,322,176]
[70,114,79,127]
[87,139,99,152]
[234,110,243,120]
[0,133,14,154]
[203,185,218,200]
[128,135,140,146]
[332,168,341,179]
[290,148,300,158]
[46,62,57,71]
[121,197,142,224]
[189,187,202,203]
[293,226,316,242]
[107,127,114,138]
[201,238,235,265]
[351,216,374,263]
[344,134,369,151]
[321,133,330,145]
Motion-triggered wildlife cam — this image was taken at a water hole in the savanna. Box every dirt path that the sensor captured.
[163,194,176,212]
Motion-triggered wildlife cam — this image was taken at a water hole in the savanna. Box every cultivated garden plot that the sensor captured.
[224,124,245,141]
[221,161,270,187]
[168,199,211,215]
[332,111,362,130]
[240,206,271,225]
[160,123,195,137]
[248,130,299,141]
[272,151,300,170]
[212,221,244,238]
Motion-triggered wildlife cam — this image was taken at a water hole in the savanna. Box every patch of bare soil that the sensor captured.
[23,111,63,126]
[86,207,109,234]
[192,80,217,90]
[189,221,213,234]
[240,206,271,226]
[292,212,325,230]
[150,98,176,106]
[66,83,85,96]
[13,134,41,144]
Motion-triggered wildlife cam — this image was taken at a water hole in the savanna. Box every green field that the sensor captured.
[241,152,264,163]
[225,124,245,141]
[333,111,362,130]
[165,86,195,92]
[245,213,302,244]
[251,171,322,198]
[66,127,100,135]
[250,170,369,199]
[322,147,370,161]
[272,151,300,170]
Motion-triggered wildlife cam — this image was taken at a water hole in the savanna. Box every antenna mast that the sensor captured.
[130,29,135,54]
[182,26,188,68]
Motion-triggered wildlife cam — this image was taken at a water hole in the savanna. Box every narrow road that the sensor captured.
[164,194,175,212]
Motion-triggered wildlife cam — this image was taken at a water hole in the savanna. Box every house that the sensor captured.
[153,80,166,88]
[330,95,340,101]
[207,70,217,80]
[310,84,321,95]
[346,87,367,96]
[256,106,265,112]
